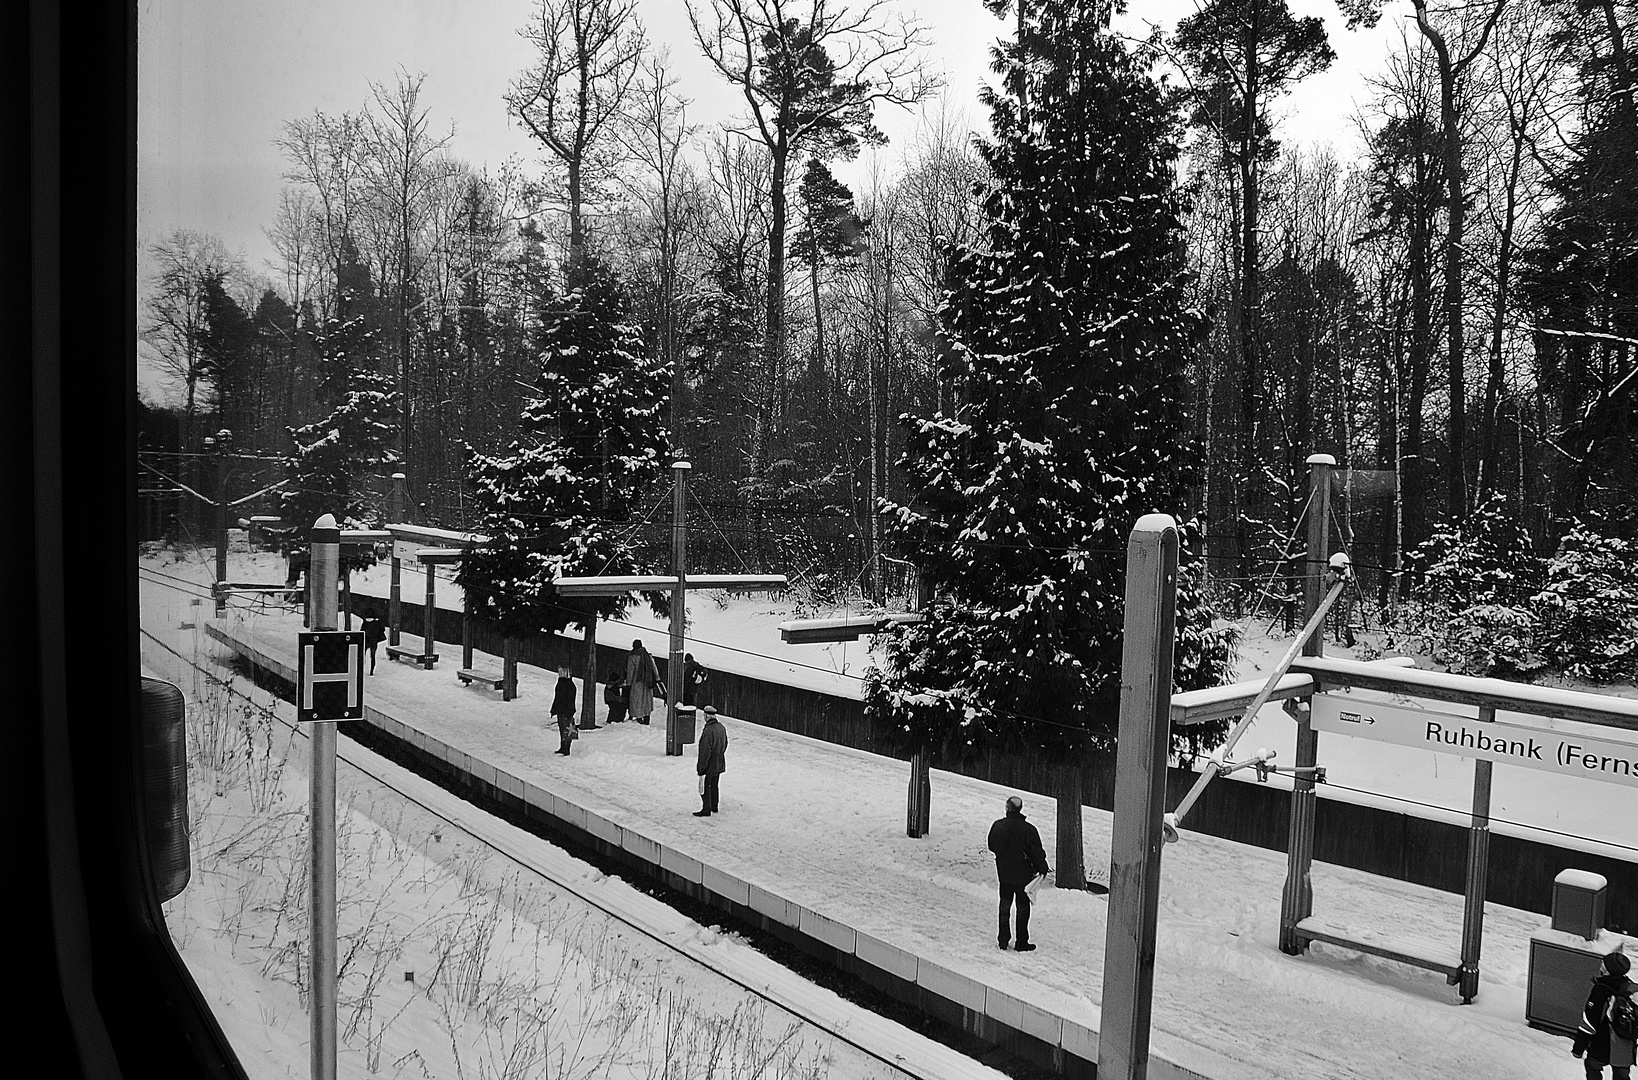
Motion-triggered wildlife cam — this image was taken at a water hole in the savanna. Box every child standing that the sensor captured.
[551,665,577,755]
[603,668,629,724]
[360,608,386,675]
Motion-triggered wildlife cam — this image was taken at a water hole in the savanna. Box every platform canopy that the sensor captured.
[412,547,467,567]
[339,529,393,544]
[553,573,788,597]
[779,613,924,644]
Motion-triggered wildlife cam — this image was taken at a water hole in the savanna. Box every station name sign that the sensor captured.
[1311,692,1638,790]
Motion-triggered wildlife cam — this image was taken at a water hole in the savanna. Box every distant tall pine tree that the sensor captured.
[459,257,671,655]
[282,235,400,535]
[865,0,1233,886]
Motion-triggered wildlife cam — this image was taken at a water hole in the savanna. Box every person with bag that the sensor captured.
[693,706,727,817]
[626,640,659,725]
[987,795,1051,952]
[603,668,628,724]
[684,653,709,707]
[1574,951,1637,1079]
[550,664,578,756]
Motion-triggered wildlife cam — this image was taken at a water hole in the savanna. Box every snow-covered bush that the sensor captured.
[1437,603,1546,679]
[1404,493,1545,676]
[1531,523,1638,682]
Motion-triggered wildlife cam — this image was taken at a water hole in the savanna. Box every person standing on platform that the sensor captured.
[684,652,709,707]
[603,667,629,724]
[551,664,577,756]
[360,607,386,675]
[693,706,727,817]
[987,795,1051,951]
[1574,951,1636,1080]
[626,640,659,725]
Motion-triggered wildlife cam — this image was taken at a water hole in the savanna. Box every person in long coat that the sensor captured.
[626,640,659,725]
[693,706,727,817]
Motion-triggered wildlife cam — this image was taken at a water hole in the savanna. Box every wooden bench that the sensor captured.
[1294,917,1464,984]
[456,668,506,691]
[385,644,438,669]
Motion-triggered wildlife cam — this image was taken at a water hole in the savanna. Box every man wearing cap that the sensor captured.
[988,795,1051,951]
[1575,950,1636,1079]
[693,706,728,817]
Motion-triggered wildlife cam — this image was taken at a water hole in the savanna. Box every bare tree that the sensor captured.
[277,109,368,296]
[507,0,648,270]
[360,70,458,484]
[142,228,243,452]
[686,0,939,488]
[621,52,700,443]
[1407,0,1509,520]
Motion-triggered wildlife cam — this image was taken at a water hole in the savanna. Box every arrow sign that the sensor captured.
[297,630,365,722]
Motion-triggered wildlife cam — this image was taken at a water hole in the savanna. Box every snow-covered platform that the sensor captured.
[207,608,1592,1080]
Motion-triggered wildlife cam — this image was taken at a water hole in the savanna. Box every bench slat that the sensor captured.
[1294,917,1463,974]
[457,668,506,689]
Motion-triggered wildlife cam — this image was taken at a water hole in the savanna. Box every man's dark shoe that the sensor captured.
[1015,942,1036,952]
[998,940,1009,950]
[693,809,711,817]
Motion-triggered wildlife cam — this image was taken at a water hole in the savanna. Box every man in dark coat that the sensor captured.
[550,665,577,756]
[987,795,1051,951]
[693,706,728,817]
[1575,950,1637,1079]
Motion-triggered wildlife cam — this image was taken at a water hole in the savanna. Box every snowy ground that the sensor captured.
[141,546,1638,1080]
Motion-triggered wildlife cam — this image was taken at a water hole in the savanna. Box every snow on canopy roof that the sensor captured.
[779,614,925,644]
[554,574,788,596]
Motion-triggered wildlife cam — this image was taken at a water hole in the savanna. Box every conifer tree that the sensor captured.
[865,0,1233,884]
[282,237,400,534]
[459,257,671,649]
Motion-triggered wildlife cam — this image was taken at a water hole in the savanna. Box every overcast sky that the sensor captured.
[136,0,1401,401]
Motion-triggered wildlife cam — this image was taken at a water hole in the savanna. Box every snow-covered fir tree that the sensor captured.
[459,256,671,642]
[864,0,1233,883]
[281,237,399,536]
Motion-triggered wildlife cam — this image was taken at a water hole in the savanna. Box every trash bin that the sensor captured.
[677,704,697,745]
[1526,871,1627,1034]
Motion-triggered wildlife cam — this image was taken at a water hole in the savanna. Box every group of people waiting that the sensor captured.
[549,641,711,746]
[548,640,726,818]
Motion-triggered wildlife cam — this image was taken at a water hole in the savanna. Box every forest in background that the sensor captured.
[137,0,1636,633]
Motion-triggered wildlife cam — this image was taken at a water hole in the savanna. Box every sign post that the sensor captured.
[304,514,346,1080]
[1101,514,1179,1080]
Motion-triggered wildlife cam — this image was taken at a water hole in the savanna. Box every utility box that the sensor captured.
[1553,869,1608,939]
[227,528,250,553]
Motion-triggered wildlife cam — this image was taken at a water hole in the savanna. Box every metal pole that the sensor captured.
[389,474,406,647]
[666,461,690,756]
[1281,453,1333,953]
[1459,705,1495,1002]
[423,554,436,664]
[214,436,229,614]
[308,514,340,1080]
[1100,514,1179,1080]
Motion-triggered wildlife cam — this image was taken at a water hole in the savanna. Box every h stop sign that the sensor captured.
[297,630,365,722]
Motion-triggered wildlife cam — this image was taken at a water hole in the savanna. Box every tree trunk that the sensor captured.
[1238,4,1264,547]
[1055,763,1085,891]
[580,619,598,729]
